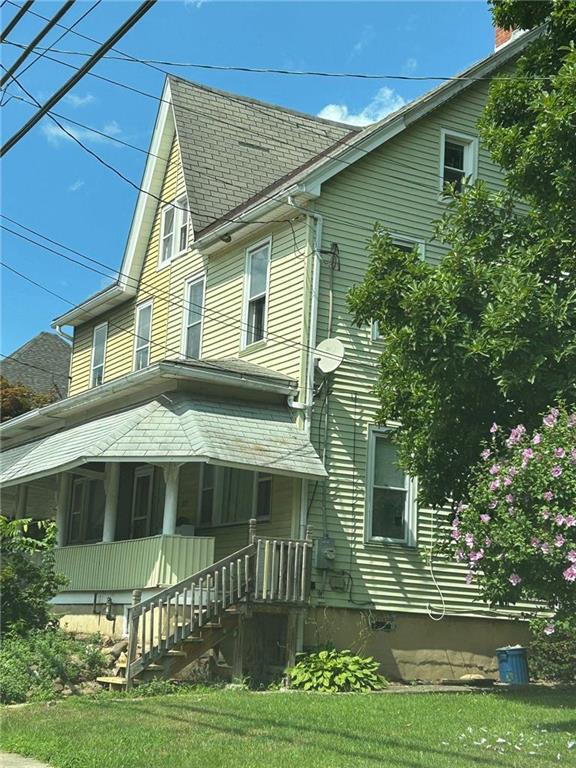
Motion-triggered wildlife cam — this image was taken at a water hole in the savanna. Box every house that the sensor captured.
[0,28,536,684]
[1,331,71,399]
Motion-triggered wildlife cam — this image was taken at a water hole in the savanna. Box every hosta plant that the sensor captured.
[287,649,387,693]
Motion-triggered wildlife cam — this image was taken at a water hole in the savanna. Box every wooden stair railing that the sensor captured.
[124,521,313,689]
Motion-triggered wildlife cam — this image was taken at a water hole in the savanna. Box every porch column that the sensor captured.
[55,473,71,547]
[161,464,181,535]
[15,485,28,519]
[102,463,120,543]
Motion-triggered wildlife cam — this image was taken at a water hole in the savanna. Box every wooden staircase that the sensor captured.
[97,523,313,690]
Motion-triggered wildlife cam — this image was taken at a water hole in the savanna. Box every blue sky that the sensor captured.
[1,0,495,353]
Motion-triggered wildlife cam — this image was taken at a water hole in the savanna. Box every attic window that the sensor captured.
[440,129,478,194]
[160,196,189,265]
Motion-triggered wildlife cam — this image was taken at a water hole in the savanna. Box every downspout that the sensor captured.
[286,196,323,540]
[55,324,73,342]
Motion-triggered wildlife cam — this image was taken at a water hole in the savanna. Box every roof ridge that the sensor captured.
[167,74,361,133]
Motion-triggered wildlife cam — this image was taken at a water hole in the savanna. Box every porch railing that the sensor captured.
[126,521,313,686]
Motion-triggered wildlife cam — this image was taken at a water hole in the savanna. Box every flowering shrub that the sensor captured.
[449,406,576,633]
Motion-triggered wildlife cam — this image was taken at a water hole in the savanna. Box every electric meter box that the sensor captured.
[315,536,337,570]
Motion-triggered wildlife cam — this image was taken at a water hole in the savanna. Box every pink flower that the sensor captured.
[532,433,542,445]
[531,537,541,548]
[454,550,465,563]
[540,542,551,555]
[543,491,554,502]
[551,465,563,478]
[503,476,513,487]
[555,514,565,526]
[508,466,518,477]
[564,515,576,528]
[451,529,461,541]
[484,536,492,547]
[544,623,555,636]
[555,534,566,548]
[571,448,576,464]
[505,494,514,504]
[554,447,565,458]
[508,573,522,586]
[469,549,484,562]
[465,571,474,585]
[543,412,557,428]
[489,464,501,475]
[465,532,475,548]
[541,508,550,520]
[481,448,491,460]
[489,479,500,492]
[568,413,576,427]
[522,448,534,462]
[480,514,491,523]
[490,422,499,434]
[489,499,498,509]
[506,425,526,447]
[567,550,576,564]
[563,564,576,582]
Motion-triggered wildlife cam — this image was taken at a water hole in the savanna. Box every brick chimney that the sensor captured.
[495,26,514,50]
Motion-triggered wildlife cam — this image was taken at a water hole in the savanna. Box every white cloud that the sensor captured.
[41,120,122,146]
[403,57,418,74]
[68,179,85,192]
[318,87,406,127]
[351,25,375,58]
[63,93,95,108]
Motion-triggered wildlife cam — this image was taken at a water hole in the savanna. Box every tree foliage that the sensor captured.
[348,3,576,509]
[0,377,58,423]
[0,517,66,637]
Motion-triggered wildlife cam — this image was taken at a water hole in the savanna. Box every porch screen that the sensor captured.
[220,468,253,524]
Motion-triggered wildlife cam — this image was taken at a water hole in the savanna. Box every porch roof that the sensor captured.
[0,393,327,487]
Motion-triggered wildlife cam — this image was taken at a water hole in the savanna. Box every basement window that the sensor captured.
[243,238,271,347]
[366,427,416,546]
[440,129,478,194]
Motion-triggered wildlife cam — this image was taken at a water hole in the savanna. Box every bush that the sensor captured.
[287,649,387,693]
[0,629,105,704]
[529,623,576,684]
[0,516,66,636]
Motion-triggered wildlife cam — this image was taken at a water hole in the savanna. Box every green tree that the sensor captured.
[348,3,576,509]
[0,517,66,636]
[0,377,58,423]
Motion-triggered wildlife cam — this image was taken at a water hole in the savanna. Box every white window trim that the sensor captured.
[197,464,271,528]
[241,236,272,350]
[365,425,417,546]
[131,465,154,539]
[371,235,425,341]
[158,195,190,269]
[439,128,478,193]
[133,299,153,371]
[181,272,206,359]
[90,321,107,388]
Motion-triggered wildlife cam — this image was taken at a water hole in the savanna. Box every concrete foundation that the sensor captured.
[303,607,530,682]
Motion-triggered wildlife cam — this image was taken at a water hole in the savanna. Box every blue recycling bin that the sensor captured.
[496,646,529,685]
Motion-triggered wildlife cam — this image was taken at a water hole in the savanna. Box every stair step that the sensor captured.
[117,660,164,671]
[96,676,128,687]
[204,622,222,628]
[164,650,187,657]
[182,636,205,644]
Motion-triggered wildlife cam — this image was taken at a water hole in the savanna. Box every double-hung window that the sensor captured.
[160,196,189,265]
[183,274,205,359]
[440,129,478,194]
[243,239,271,347]
[366,427,415,545]
[134,300,152,371]
[90,322,107,387]
[199,465,272,526]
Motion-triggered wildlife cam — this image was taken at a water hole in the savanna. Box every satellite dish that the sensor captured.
[315,337,345,374]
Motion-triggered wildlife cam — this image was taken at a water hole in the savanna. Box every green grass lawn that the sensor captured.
[2,688,575,768]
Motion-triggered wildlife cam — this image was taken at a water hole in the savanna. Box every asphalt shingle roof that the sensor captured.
[169,76,359,234]
[0,332,71,398]
[0,393,327,486]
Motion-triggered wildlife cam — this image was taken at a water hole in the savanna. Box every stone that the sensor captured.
[460,674,488,680]
[108,640,128,659]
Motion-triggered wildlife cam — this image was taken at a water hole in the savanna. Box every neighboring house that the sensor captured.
[1,331,71,399]
[0,28,536,684]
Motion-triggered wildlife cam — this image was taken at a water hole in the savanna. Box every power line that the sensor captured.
[0,351,63,379]
[10,0,102,82]
[0,0,157,156]
[0,0,75,88]
[0,0,33,43]
[1,217,379,371]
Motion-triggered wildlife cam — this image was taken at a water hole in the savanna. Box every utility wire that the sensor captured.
[0,0,33,43]
[0,0,157,156]
[9,0,102,83]
[0,351,63,379]
[0,0,75,87]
